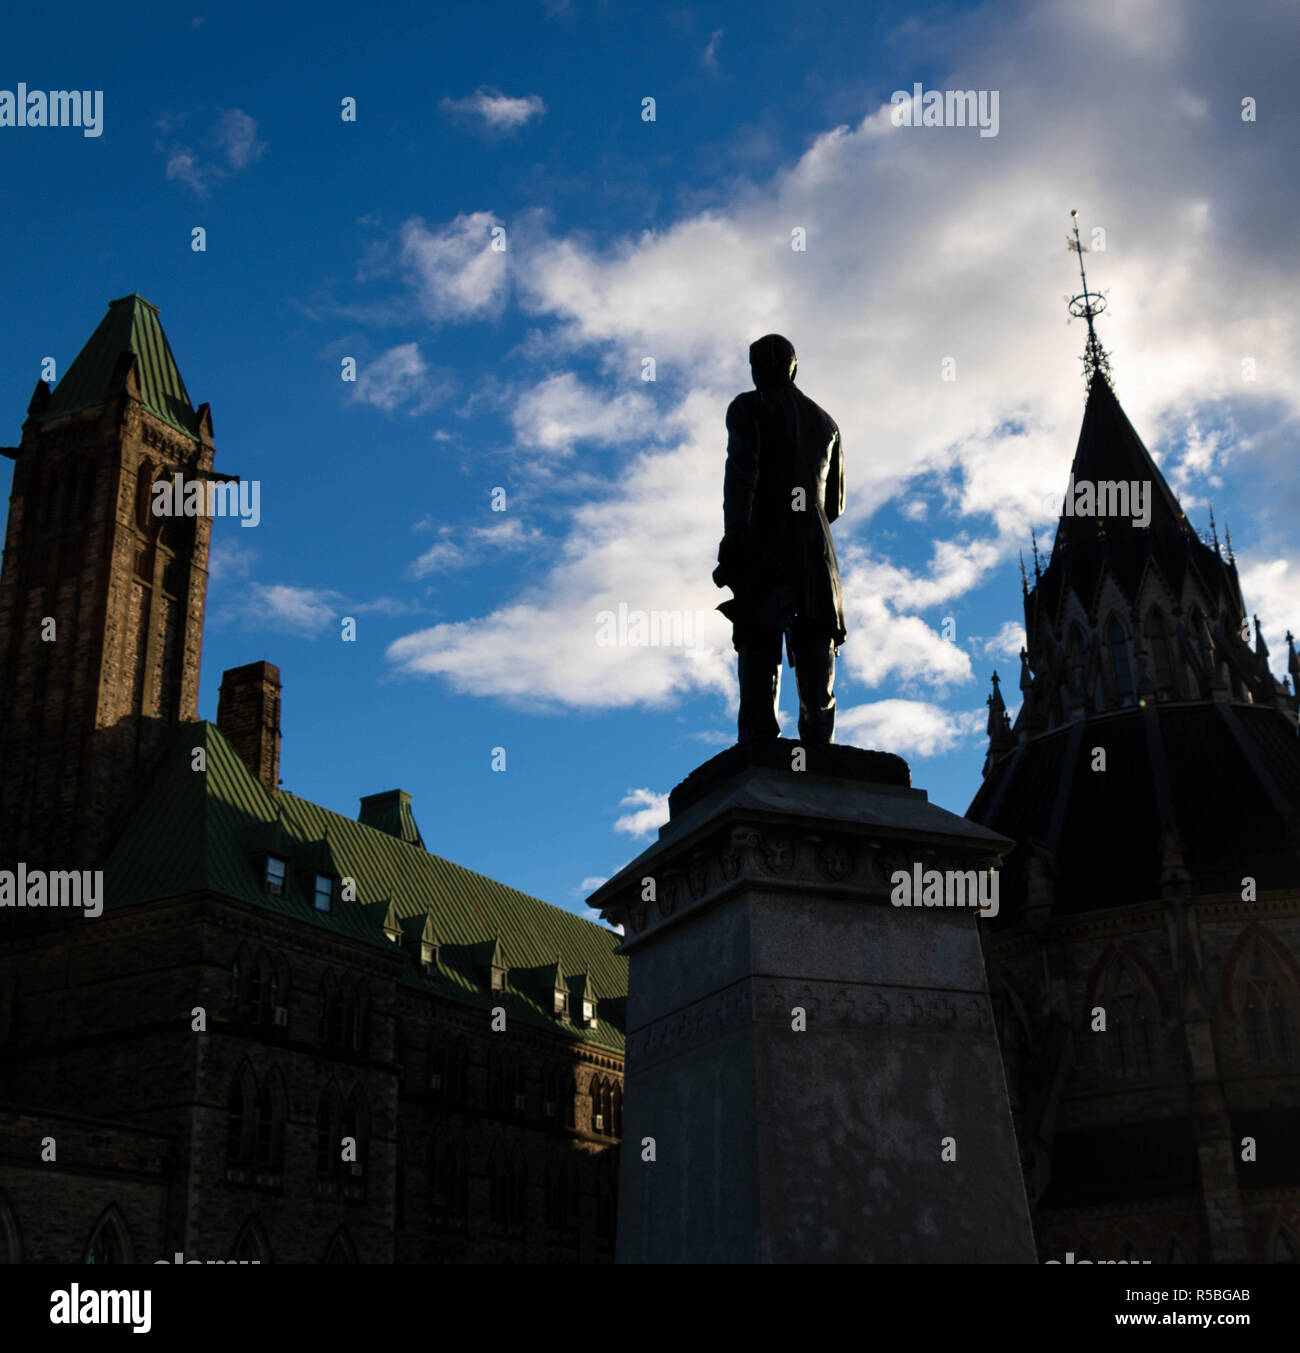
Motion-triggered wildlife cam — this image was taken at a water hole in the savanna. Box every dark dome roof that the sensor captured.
[970,701,1300,928]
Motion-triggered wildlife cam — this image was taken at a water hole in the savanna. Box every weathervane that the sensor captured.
[1067,209,1112,388]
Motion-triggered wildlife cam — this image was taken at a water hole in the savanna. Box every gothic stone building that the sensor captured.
[0,296,626,1264]
[969,367,1300,1265]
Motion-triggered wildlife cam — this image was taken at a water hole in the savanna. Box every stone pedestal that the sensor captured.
[589,741,1036,1263]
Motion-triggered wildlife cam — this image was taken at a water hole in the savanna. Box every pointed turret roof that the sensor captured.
[39,294,200,438]
[1036,373,1226,620]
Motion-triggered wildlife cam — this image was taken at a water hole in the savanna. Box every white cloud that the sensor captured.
[836,701,984,759]
[351,343,449,415]
[380,0,1300,725]
[1237,553,1300,681]
[972,620,1026,662]
[214,108,265,170]
[613,788,669,840]
[208,536,258,581]
[440,88,546,131]
[704,29,724,70]
[401,213,509,322]
[243,583,342,638]
[410,517,542,579]
[161,108,264,196]
[511,373,659,455]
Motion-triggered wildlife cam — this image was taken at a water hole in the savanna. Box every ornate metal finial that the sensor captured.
[1224,521,1235,564]
[1208,503,1221,556]
[1018,549,1029,593]
[1067,210,1112,389]
[1030,528,1042,580]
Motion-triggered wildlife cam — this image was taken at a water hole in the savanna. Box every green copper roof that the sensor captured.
[40,294,200,438]
[103,722,626,1052]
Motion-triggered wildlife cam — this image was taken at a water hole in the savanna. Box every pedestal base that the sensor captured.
[590,742,1036,1263]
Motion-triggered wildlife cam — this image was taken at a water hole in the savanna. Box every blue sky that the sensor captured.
[3,0,1298,921]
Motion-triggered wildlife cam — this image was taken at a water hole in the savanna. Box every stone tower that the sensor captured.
[0,295,217,870]
[970,367,1300,1263]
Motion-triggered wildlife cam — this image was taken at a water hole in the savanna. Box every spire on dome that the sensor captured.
[1067,211,1112,389]
[983,670,1014,775]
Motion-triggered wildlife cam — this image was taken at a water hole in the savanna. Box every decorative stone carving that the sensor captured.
[760,835,794,876]
[817,840,853,882]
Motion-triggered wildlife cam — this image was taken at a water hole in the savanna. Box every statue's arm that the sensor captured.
[826,419,844,523]
[722,395,759,536]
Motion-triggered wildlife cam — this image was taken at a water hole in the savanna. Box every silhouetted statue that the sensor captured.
[713,334,845,743]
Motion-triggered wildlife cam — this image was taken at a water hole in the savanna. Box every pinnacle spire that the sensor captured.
[1067,210,1112,389]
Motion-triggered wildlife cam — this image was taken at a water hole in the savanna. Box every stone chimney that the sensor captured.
[218,662,281,796]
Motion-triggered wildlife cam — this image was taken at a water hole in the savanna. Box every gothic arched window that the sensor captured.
[230,1218,271,1264]
[1096,952,1161,1081]
[256,1070,286,1172]
[1108,616,1133,701]
[226,1065,258,1166]
[1234,936,1298,1066]
[1066,625,1087,694]
[84,1208,129,1265]
[1145,608,1179,699]
[589,1076,605,1134]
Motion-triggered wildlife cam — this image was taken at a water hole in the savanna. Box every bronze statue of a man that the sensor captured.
[713,334,845,743]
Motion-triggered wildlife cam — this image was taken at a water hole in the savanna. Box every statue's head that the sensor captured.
[749,333,797,389]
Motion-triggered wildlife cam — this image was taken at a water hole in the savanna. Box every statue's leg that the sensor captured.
[737,631,782,741]
[793,625,836,744]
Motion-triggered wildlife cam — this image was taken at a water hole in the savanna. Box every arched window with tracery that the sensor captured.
[1095,951,1161,1081]
[1145,608,1180,699]
[226,1064,258,1167]
[1232,934,1298,1066]
[256,1069,286,1173]
[84,1207,130,1265]
[1107,615,1133,702]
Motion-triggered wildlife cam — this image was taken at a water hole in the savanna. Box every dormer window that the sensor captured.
[420,941,437,974]
[383,924,401,944]
[490,965,506,992]
[554,989,569,1016]
[264,857,287,896]
[313,874,334,912]
[582,998,595,1025]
